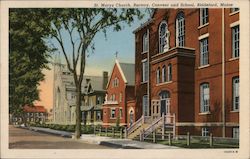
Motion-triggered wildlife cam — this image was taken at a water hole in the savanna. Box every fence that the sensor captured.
[93,126,124,139]
[142,131,239,148]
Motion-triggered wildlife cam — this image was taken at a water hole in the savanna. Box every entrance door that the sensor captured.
[160,91,170,116]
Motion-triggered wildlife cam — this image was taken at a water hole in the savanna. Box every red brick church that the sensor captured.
[130,8,239,139]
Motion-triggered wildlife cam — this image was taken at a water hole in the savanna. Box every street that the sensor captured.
[9,125,112,149]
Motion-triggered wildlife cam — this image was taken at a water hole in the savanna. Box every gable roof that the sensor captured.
[118,62,135,86]
[107,59,135,88]
[24,105,47,113]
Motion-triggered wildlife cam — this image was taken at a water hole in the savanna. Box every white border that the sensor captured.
[1,1,249,159]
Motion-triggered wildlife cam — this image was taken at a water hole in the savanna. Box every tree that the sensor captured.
[48,8,143,139]
[9,9,53,122]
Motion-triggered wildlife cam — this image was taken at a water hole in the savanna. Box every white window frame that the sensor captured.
[167,64,172,82]
[142,59,148,82]
[232,25,240,58]
[142,95,149,116]
[176,12,185,47]
[202,127,209,137]
[110,109,116,119]
[233,77,239,111]
[156,67,161,84]
[233,127,239,139]
[159,21,168,53]
[200,83,210,113]
[200,8,209,26]
[142,32,149,52]
[162,65,166,83]
[200,38,209,66]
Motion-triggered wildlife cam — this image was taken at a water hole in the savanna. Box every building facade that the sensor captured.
[102,59,135,127]
[134,8,239,138]
[81,72,108,125]
[53,61,108,125]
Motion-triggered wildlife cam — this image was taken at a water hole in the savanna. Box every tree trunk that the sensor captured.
[75,83,82,139]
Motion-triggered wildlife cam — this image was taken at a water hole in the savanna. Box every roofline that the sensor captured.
[133,18,154,34]
[116,59,128,84]
[106,59,136,89]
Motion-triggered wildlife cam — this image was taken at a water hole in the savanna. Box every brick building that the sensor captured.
[102,59,135,127]
[133,8,239,138]
[11,105,48,124]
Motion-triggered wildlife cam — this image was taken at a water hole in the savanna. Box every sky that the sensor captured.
[35,10,150,110]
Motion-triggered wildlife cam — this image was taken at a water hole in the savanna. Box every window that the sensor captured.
[167,64,172,81]
[233,127,239,139]
[110,94,116,101]
[97,111,101,120]
[231,8,239,13]
[200,38,209,66]
[162,65,166,82]
[97,96,102,105]
[143,95,149,116]
[200,8,209,25]
[159,22,169,53]
[119,109,123,118]
[113,77,119,87]
[156,67,161,84]
[142,31,149,52]
[202,127,209,137]
[233,77,239,111]
[110,109,115,118]
[142,59,148,82]
[232,25,239,58]
[200,83,210,113]
[176,12,185,47]
[119,93,122,102]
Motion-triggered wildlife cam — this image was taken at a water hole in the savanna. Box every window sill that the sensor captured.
[198,23,209,29]
[141,51,149,54]
[198,64,210,69]
[141,81,148,84]
[156,81,173,86]
[110,117,116,119]
[199,112,211,115]
[230,110,239,113]
[229,57,239,61]
[229,11,239,16]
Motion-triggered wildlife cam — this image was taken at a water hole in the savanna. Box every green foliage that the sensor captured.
[47,8,144,139]
[9,9,53,116]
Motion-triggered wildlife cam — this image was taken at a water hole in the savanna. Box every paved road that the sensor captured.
[9,125,112,149]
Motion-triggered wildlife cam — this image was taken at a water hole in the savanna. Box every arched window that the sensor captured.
[142,32,149,52]
[167,64,172,81]
[156,67,161,84]
[159,21,169,53]
[162,65,166,82]
[176,12,185,47]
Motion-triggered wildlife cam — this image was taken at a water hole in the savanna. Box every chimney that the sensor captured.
[102,71,108,90]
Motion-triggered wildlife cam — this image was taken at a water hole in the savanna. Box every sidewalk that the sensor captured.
[27,126,179,149]
[80,134,179,149]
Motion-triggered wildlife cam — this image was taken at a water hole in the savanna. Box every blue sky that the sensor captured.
[36,10,150,108]
[52,10,150,76]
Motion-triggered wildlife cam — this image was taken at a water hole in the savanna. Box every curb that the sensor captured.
[99,141,142,149]
[28,127,73,138]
